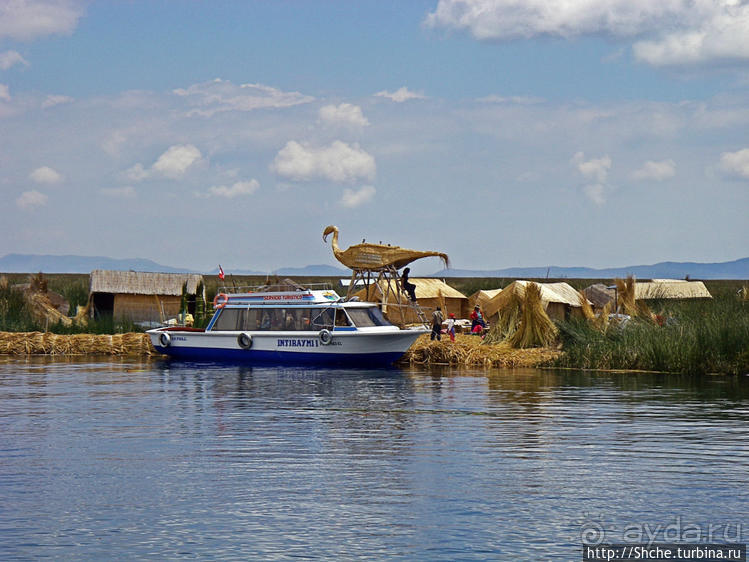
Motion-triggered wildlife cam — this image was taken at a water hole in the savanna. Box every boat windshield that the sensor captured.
[345,306,392,328]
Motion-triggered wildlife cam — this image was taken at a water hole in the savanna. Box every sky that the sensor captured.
[1,0,748,275]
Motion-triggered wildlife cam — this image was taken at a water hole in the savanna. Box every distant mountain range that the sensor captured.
[1,254,747,280]
[0,254,191,274]
[206,264,347,277]
[436,257,749,280]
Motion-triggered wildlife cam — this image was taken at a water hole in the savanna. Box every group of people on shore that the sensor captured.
[430,304,487,342]
[401,267,487,342]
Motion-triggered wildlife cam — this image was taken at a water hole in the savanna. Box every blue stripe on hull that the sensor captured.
[152,346,405,367]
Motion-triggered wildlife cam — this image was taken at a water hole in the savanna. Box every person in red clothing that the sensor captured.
[470,305,486,335]
[446,313,456,342]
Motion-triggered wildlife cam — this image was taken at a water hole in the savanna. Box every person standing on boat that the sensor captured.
[431,306,444,341]
[401,267,417,302]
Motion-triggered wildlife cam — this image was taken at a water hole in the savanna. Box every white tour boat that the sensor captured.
[147,286,427,366]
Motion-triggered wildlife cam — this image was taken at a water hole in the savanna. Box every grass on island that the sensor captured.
[555,293,749,376]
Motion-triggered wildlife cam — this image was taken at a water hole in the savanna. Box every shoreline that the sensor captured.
[0,331,560,368]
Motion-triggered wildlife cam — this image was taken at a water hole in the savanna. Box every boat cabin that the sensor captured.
[207,289,392,332]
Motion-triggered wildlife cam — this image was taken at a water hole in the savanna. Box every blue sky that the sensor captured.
[1,0,748,274]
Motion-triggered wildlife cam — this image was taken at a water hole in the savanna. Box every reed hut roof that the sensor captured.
[484,280,586,319]
[583,283,616,308]
[468,288,503,310]
[409,278,467,299]
[356,277,468,300]
[634,280,712,300]
[356,278,466,300]
[90,270,204,296]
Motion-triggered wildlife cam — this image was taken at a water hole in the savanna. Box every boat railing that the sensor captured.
[217,282,334,294]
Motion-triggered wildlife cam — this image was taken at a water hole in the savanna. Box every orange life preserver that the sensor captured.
[213,292,229,309]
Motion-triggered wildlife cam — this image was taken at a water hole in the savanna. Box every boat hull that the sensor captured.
[148,328,425,367]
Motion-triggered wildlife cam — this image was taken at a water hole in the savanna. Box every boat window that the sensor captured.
[345,306,392,327]
[213,307,343,331]
[297,308,314,330]
[310,308,334,330]
[238,308,256,330]
[212,308,242,331]
[334,309,351,327]
[250,309,284,331]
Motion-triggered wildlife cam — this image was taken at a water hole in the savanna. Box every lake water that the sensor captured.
[1,357,748,560]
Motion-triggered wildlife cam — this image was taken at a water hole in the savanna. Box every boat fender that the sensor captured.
[319,329,332,345]
[213,292,229,309]
[159,332,171,347]
[237,332,253,350]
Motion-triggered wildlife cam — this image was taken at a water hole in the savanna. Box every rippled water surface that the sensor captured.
[1,357,748,560]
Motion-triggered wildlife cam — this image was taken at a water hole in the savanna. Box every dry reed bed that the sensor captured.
[403,334,561,368]
[0,332,158,356]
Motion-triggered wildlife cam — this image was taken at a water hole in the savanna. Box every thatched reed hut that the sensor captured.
[583,279,712,311]
[354,277,468,324]
[634,279,712,300]
[484,280,587,322]
[89,270,205,325]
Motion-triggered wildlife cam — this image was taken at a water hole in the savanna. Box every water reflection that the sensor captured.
[1,358,748,560]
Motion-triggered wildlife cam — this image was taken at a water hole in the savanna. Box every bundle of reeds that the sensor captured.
[615,276,638,316]
[615,275,653,321]
[404,334,561,368]
[483,292,522,344]
[0,332,158,356]
[509,282,558,348]
[578,290,612,333]
[579,290,595,320]
[26,292,72,328]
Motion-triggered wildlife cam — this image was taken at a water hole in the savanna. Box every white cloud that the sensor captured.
[318,103,369,128]
[477,94,544,105]
[271,140,376,183]
[100,186,136,198]
[340,185,376,208]
[425,0,749,66]
[173,78,314,117]
[124,163,149,182]
[583,184,607,206]
[16,189,48,209]
[717,148,749,179]
[572,152,611,183]
[374,87,426,103]
[151,144,202,179]
[633,6,749,66]
[29,165,62,184]
[632,159,676,181]
[0,84,10,101]
[42,94,73,108]
[204,180,260,199]
[0,0,84,41]
[0,50,29,70]
[572,152,612,204]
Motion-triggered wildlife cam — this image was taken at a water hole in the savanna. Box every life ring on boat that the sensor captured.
[159,332,171,347]
[237,332,253,350]
[319,329,332,345]
[213,292,229,309]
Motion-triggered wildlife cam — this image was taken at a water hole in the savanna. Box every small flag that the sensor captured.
[218,265,225,280]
